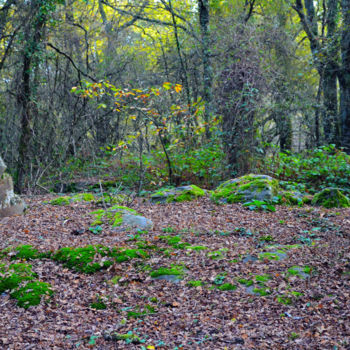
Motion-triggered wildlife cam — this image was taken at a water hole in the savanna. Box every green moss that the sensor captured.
[277,295,292,305]
[252,286,271,296]
[312,188,350,208]
[49,196,70,206]
[0,263,36,293]
[152,185,205,203]
[150,265,185,278]
[72,193,95,202]
[186,245,208,251]
[237,278,253,286]
[217,283,237,291]
[53,245,148,273]
[106,332,141,343]
[90,205,138,227]
[12,245,51,260]
[127,304,156,319]
[108,276,122,284]
[259,251,285,260]
[11,281,53,309]
[174,185,205,202]
[255,274,272,283]
[287,266,311,277]
[53,245,113,273]
[159,235,190,249]
[187,280,204,287]
[211,174,280,204]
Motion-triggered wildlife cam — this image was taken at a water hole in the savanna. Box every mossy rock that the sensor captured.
[211,174,280,204]
[280,191,309,206]
[90,205,153,231]
[311,188,350,208]
[150,185,205,203]
[48,193,95,206]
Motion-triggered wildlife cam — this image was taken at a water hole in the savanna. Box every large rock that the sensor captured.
[150,185,206,203]
[0,157,25,218]
[211,174,280,204]
[312,188,350,208]
[91,205,153,232]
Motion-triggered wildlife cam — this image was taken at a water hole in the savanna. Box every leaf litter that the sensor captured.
[0,195,349,349]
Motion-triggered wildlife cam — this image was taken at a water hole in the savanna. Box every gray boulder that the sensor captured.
[0,157,25,218]
[121,213,153,231]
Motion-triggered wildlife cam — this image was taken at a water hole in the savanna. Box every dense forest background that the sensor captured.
[1,0,350,193]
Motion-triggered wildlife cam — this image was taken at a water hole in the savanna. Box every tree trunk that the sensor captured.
[340,0,350,153]
[198,0,213,138]
[16,1,46,192]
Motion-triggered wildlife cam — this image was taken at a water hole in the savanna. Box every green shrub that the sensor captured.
[259,145,350,193]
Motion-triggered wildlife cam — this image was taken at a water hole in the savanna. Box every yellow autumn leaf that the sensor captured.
[174,84,182,93]
[130,115,137,120]
[147,346,155,350]
[163,82,172,90]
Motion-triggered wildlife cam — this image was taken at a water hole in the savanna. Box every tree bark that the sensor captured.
[340,0,350,152]
[16,1,46,192]
[198,0,213,138]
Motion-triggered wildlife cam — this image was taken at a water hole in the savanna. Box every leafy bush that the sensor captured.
[259,145,350,193]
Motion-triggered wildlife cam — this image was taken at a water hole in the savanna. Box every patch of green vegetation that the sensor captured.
[243,200,277,212]
[287,266,311,277]
[289,332,300,340]
[127,304,156,319]
[53,245,113,273]
[10,281,53,309]
[211,175,280,204]
[91,301,107,310]
[49,196,70,206]
[150,265,185,278]
[90,205,138,227]
[237,278,253,287]
[108,276,122,285]
[255,274,272,283]
[187,280,204,287]
[162,226,177,233]
[259,235,274,242]
[0,263,36,293]
[258,251,285,261]
[173,185,206,202]
[186,245,208,251]
[53,245,148,273]
[252,286,271,296]
[277,295,292,305]
[12,245,51,260]
[105,332,141,344]
[216,283,237,291]
[312,188,350,208]
[213,273,227,285]
[72,193,95,202]
[207,248,227,260]
[158,235,190,249]
[89,225,103,234]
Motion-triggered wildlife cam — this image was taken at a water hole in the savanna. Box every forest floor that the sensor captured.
[0,194,349,349]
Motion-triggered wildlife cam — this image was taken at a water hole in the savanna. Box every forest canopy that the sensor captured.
[0,0,350,192]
